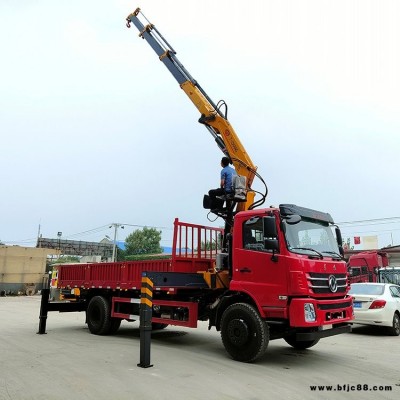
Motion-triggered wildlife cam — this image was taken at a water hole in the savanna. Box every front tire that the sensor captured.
[390,313,400,336]
[284,336,320,349]
[220,303,269,362]
[87,296,112,335]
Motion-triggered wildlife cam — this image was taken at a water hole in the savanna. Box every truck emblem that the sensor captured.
[328,275,338,293]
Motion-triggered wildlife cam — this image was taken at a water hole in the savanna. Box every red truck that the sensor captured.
[47,207,352,363]
[39,9,353,363]
[347,251,389,283]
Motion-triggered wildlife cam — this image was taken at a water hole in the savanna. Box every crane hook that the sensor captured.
[126,18,131,28]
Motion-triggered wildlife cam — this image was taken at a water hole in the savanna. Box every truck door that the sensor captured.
[232,216,287,310]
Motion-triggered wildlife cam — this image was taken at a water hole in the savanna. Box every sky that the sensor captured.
[1,0,399,250]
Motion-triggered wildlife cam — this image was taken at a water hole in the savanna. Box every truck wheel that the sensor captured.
[220,303,269,362]
[87,296,112,335]
[390,313,400,336]
[152,323,168,330]
[109,319,122,334]
[284,336,320,350]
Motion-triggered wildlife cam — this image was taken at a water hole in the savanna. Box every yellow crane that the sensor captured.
[126,8,267,216]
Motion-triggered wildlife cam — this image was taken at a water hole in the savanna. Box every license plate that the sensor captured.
[353,302,362,308]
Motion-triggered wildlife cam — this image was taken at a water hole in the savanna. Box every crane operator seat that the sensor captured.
[203,175,247,211]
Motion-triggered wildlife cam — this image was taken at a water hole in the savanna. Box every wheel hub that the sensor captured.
[227,318,249,346]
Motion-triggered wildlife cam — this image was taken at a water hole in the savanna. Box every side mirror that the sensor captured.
[265,238,279,251]
[335,226,344,257]
[263,216,279,259]
[347,266,353,276]
[335,226,343,247]
[263,216,278,238]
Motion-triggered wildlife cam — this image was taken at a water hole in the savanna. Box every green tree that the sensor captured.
[343,238,354,250]
[200,232,222,251]
[115,247,126,262]
[125,227,162,256]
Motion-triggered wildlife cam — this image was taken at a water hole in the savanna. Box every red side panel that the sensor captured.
[57,260,173,290]
[57,219,224,290]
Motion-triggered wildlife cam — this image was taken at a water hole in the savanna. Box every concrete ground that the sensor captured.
[0,296,399,400]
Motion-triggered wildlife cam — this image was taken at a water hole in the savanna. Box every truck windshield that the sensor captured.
[283,219,340,258]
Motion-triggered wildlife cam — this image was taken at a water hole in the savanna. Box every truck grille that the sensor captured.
[307,272,347,294]
[317,301,352,310]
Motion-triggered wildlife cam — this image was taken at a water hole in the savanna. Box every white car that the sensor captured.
[349,283,400,336]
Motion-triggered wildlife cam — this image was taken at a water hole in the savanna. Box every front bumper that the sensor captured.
[289,296,353,327]
[296,324,352,341]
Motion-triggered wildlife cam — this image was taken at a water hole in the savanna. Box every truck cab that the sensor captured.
[347,251,389,283]
[220,204,352,329]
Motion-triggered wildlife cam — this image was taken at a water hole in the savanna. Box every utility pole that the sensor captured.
[57,232,62,259]
[37,223,41,248]
[109,223,124,262]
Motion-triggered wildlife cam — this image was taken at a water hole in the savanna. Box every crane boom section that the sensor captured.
[127,9,257,210]
[180,82,255,186]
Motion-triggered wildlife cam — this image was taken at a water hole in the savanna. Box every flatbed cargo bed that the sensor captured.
[55,219,223,291]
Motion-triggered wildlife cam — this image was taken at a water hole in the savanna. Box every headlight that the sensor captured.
[304,303,316,322]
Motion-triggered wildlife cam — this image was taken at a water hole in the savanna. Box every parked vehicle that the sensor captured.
[349,283,400,335]
[347,251,388,284]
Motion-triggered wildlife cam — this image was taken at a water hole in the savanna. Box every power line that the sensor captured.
[4,237,38,245]
[63,225,111,240]
[119,223,171,230]
[55,223,172,241]
[2,223,171,245]
[337,217,400,226]
[340,227,400,235]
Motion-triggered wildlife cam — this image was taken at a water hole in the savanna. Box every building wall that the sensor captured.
[0,246,59,294]
[388,253,400,267]
[80,255,102,263]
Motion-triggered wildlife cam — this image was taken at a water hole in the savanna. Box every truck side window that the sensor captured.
[242,219,264,251]
[361,266,368,275]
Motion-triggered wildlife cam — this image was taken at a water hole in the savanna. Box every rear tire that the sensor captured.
[87,296,112,335]
[109,319,122,334]
[220,303,269,362]
[152,323,168,330]
[390,313,400,336]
